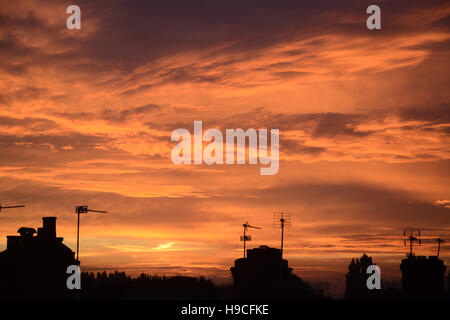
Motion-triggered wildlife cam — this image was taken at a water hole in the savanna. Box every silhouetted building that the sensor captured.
[230,245,315,298]
[400,255,446,299]
[0,217,78,299]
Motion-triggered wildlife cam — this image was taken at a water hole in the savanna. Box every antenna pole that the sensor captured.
[75,205,107,262]
[76,209,80,261]
[243,224,246,258]
[0,205,26,213]
[436,239,445,258]
[240,221,260,259]
[273,212,291,259]
[410,237,413,257]
[437,240,441,258]
[280,218,285,259]
[404,229,422,257]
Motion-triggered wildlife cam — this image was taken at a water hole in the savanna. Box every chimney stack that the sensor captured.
[42,217,57,240]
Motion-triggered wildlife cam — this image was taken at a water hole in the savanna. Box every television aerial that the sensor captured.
[241,221,261,258]
[75,205,107,261]
[403,228,421,257]
[436,238,446,258]
[0,204,25,213]
[273,212,291,259]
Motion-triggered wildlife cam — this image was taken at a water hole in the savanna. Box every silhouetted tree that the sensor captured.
[344,254,378,299]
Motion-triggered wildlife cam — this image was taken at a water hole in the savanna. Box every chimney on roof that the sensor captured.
[42,217,57,241]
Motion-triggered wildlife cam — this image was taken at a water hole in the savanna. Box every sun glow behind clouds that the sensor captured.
[105,242,179,253]
[154,242,176,250]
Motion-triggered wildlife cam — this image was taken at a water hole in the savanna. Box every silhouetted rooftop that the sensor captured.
[0,217,79,299]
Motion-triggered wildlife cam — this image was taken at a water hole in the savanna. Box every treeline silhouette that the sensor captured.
[78,272,227,299]
[76,271,326,299]
[345,254,382,299]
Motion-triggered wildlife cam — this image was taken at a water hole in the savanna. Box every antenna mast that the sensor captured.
[0,205,25,212]
[273,212,291,259]
[436,238,445,258]
[240,221,261,258]
[403,228,421,257]
[75,205,107,261]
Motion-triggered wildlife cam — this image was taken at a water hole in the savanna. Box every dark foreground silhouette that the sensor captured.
[0,217,78,299]
[78,272,227,299]
[0,217,447,300]
[231,245,321,299]
[344,253,448,299]
[76,270,325,299]
[0,218,324,299]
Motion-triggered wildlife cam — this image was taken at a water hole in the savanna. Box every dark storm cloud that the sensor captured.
[0,132,119,167]
[218,109,377,138]
[2,0,449,77]
[0,176,233,227]
[0,132,108,149]
[156,66,223,84]
[216,104,448,141]
[0,11,69,75]
[2,169,447,231]
[271,71,310,79]
[73,0,450,67]
[0,86,48,104]
[0,10,46,31]
[430,14,450,29]
[312,113,374,138]
[399,103,450,124]
[119,84,154,96]
[0,115,58,131]
[281,138,327,156]
[49,111,94,121]
[74,0,331,68]
[118,66,225,95]
[50,104,163,123]
[101,104,162,122]
[402,38,450,52]
[145,107,380,143]
[239,182,450,227]
[340,234,398,242]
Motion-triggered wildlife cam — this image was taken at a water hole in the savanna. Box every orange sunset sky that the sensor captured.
[0,0,449,295]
